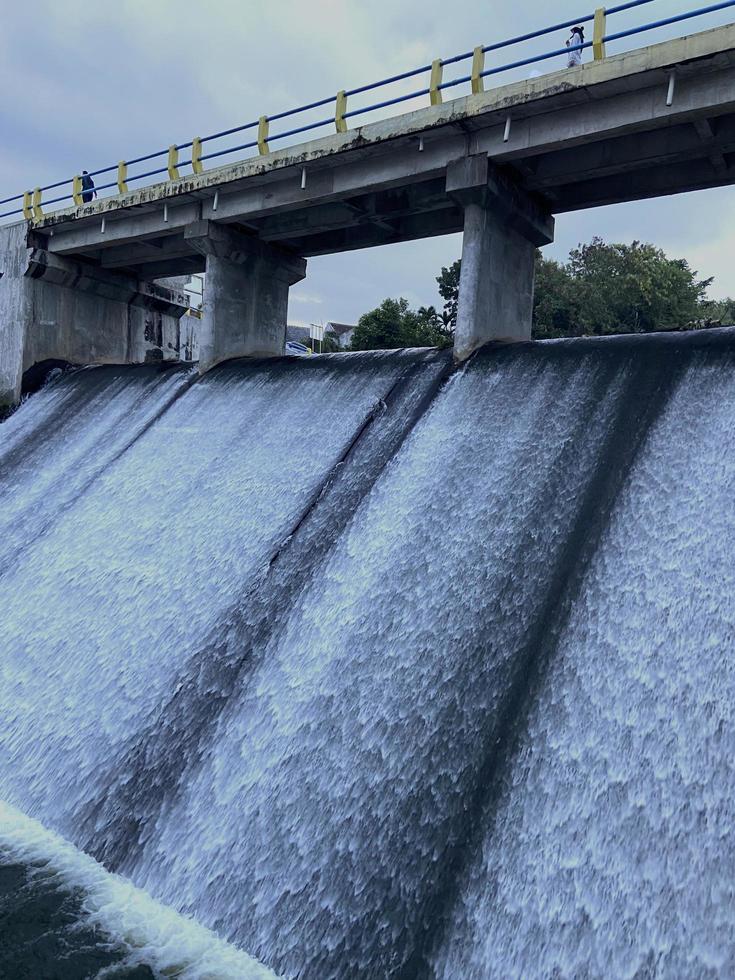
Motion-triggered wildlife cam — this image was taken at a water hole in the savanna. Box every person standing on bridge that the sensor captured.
[566,25,584,68]
[81,170,96,204]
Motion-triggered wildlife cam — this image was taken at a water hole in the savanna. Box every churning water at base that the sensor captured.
[0,802,276,979]
[1,334,734,978]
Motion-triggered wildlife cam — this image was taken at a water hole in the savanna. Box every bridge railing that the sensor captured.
[2,0,734,223]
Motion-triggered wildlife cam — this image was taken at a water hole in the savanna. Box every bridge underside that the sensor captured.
[3,23,734,382]
[32,26,735,275]
[36,110,735,278]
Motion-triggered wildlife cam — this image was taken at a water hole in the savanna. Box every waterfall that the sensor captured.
[2,332,734,978]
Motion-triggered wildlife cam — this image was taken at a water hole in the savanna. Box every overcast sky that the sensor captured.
[2,0,733,325]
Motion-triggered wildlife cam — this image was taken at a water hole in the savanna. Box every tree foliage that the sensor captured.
[699,295,735,327]
[349,298,452,351]
[557,238,712,337]
[318,333,341,353]
[435,237,729,340]
[436,260,461,329]
[353,238,733,352]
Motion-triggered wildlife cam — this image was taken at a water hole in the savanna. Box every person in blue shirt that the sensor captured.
[81,171,96,204]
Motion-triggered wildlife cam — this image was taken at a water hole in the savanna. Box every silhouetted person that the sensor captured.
[566,25,584,67]
[81,170,96,204]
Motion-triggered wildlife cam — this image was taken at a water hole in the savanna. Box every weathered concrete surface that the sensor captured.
[179,312,201,363]
[454,205,537,359]
[0,222,188,407]
[0,224,26,406]
[186,221,306,371]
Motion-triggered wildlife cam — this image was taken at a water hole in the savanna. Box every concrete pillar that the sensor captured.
[185,221,306,372]
[0,223,27,408]
[0,221,188,408]
[447,156,554,361]
[454,205,537,359]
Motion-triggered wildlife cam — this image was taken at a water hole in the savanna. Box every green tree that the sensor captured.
[319,333,341,353]
[433,238,715,339]
[350,298,451,351]
[532,253,580,339]
[567,238,711,335]
[699,296,735,326]
[437,260,461,328]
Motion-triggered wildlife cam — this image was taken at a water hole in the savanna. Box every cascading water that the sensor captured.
[429,342,735,980]
[1,332,734,979]
[0,363,194,571]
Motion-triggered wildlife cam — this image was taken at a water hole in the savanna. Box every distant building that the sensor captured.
[325,322,356,349]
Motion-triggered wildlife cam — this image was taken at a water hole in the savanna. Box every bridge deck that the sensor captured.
[32,24,735,278]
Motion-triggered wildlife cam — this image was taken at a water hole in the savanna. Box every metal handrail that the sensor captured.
[2,0,734,221]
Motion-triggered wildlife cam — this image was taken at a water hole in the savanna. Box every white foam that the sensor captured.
[0,801,280,980]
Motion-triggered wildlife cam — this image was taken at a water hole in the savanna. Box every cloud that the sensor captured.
[290,291,324,306]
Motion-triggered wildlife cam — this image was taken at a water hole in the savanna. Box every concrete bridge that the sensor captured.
[2,18,735,405]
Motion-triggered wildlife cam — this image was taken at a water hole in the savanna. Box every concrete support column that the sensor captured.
[447,155,554,361]
[185,221,306,372]
[454,205,537,359]
[0,223,27,407]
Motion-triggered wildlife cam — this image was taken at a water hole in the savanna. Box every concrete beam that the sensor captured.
[554,152,735,211]
[184,220,306,283]
[44,142,459,256]
[26,249,187,316]
[253,180,450,243]
[476,67,735,167]
[525,113,735,189]
[280,206,463,257]
[692,117,731,174]
[694,117,717,140]
[446,155,554,247]
[135,257,205,281]
[46,201,203,256]
[709,149,729,175]
[100,244,198,270]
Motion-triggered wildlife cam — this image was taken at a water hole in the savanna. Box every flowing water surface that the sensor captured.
[1,334,733,978]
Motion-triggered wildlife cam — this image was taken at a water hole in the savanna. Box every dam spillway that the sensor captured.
[1,331,734,978]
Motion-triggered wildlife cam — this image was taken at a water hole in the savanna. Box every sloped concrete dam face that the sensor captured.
[1,333,734,978]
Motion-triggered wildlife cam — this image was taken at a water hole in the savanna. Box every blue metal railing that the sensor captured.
[2,0,734,221]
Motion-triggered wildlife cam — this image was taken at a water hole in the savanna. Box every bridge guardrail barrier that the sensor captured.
[2,0,735,222]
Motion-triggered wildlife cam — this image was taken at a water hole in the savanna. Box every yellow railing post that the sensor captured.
[258,116,270,155]
[167,145,180,181]
[22,191,33,221]
[117,161,129,194]
[32,187,43,220]
[72,175,83,206]
[192,137,204,174]
[430,59,443,106]
[471,46,485,95]
[593,7,607,61]
[335,91,347,133]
